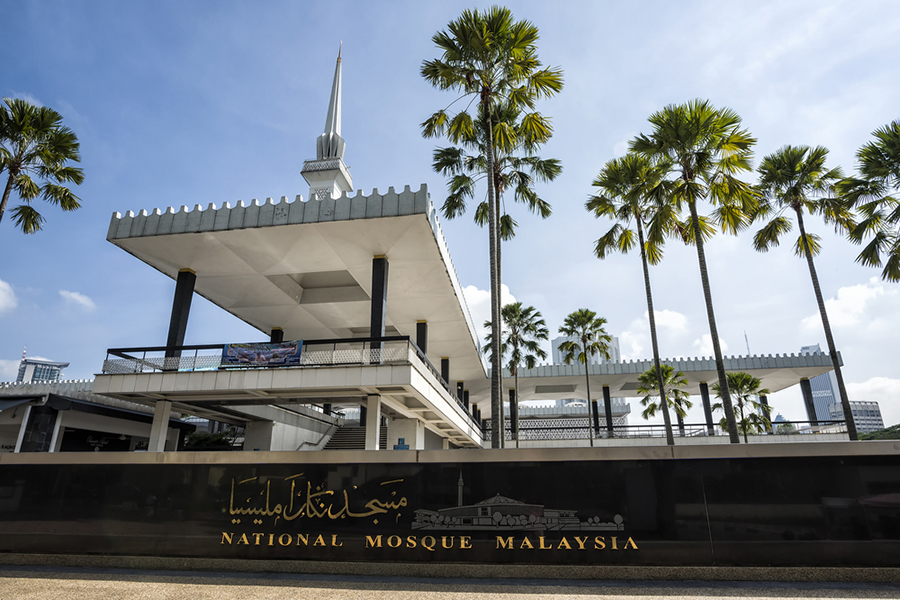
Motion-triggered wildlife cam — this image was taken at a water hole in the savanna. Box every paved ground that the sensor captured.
[1,566,899,600]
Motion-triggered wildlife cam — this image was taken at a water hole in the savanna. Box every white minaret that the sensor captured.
[301,45,353,201]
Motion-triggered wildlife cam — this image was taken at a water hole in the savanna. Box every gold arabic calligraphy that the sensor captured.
[228,475,408,525]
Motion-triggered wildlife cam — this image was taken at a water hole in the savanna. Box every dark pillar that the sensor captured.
[416,321,428,354]
[359,405,367,426]
[463,390,469,409]
[456,381,464,401]
[700,382,715,436]
[509,389,518,441]
[440,358,450,385]
[270,328,284,343]
[603,385,614,438]
[759,394,772,433]
[166,269,196,361]
[677,412,685,436]
[370,256,389,350]
[800,378,818,426]
[323,403,332,416]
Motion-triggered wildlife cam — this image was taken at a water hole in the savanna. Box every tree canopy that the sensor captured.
[0,97,84,233]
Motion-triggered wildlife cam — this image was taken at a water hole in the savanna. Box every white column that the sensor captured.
[48,412,64,453]
[13,406,32,453]
[148,400,172,452]
[389,418,425,450]
[365,395,381,451]
[165,428,181,452]
[442,438,450,450]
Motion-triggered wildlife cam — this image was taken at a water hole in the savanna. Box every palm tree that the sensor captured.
[558,309,612,442]
[588,152,677,445]
[484,303,549,448]
[840,120,900,282]
[636,364,693,437]
[753,145,858,440]
[434,102,560,394]
[712,372,771,443]
[422,7,563,448]
[631,99,757,444]
[433,100,560,245]
[0,97,84,233]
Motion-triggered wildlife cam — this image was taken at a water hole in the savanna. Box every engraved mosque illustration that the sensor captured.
[412,471,625,532]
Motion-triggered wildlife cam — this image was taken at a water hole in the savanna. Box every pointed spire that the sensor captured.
[316,44,346,161]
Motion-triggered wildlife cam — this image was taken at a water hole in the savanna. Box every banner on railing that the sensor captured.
[221,341,303,367]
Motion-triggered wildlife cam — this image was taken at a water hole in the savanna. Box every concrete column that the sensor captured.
[370,256,389,350]
[759,394,772,433]
[365,395,382,451]
[148,400,172,452]
[244,421,274,451]
[416,321,428,354]
[700,382,715,436]
[270,328,284,343]
[442,438,450,450]
[48,412,64,453]
[456,381,464,401]
[165,428,181,452]
[603,385,614,438]
[13,405,32,453]
[463,390,469,409]
[800,378,818,426]
[389,418,424,450]
[166,269,196,365]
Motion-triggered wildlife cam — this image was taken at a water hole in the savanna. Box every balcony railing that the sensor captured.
[482,419,849,443]
[102,336,480,433]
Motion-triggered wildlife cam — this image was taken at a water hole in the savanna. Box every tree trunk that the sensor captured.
[637,217,674,446]
[584,343,595,446]
[485,110,503,449]
[0,173,15,224]
[688,199,740,443]
[795,208,859,440]
[495,179,505,448]
[514,369,519,449]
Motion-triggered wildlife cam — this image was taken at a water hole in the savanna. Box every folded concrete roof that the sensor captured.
[107,185,487,385]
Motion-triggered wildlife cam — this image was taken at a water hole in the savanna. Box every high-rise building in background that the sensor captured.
[15,352,69,383]
[551,335,621,366]
[800,343,885,433]
[800,344,840,422]
[829,401,885,434]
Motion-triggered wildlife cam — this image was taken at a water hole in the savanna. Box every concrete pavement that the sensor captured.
[1,566,900,600]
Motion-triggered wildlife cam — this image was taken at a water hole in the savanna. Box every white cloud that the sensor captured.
[0,359,19,381]
[846,377,900,427]
[618,309,690,360]
[692,334,729,357]
[10,92,43,107]
[654,309,688,332]
[462,284,516,346]
[59,290,96,310]
[611,132,637,158]
[801,278,888,330]
[0,279,16,314]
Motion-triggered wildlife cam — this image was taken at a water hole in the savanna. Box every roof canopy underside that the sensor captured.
[107,185,486,383]
[467,353,841,406]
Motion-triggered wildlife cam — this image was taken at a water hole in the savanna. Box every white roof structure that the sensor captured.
[106,186,485,383]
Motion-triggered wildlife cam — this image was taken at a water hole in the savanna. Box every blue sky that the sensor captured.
[2,0,899,427]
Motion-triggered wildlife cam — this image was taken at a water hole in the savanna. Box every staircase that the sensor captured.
[323,425,388,450]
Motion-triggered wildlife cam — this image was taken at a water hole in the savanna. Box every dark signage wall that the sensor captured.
[0,454,897,566]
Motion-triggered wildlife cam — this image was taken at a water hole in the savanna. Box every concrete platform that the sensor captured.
[1,564,899,600]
